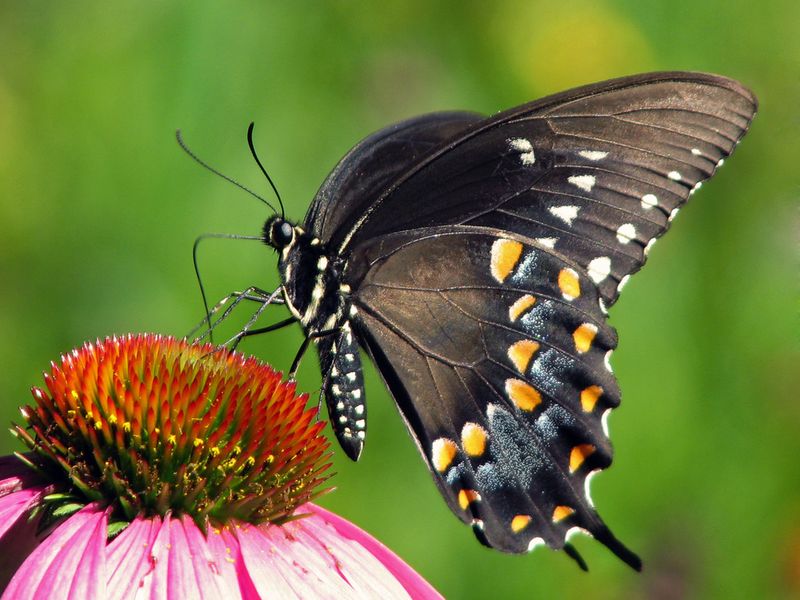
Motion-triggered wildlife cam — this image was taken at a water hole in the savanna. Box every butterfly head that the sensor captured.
[263,215,295,250]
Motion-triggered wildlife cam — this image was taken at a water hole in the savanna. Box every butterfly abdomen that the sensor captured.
[318,322,367,461]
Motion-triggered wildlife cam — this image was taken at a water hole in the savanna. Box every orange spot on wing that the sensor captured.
[504,379,542,411]
[580,385,603,412]
[573,323,598,354]
[431,438,458,472]
[511,514,532,533]
[558,268,581,300]
[507,340,540,373]
[461,423,488,457]
[508,294,536,321]
[552,505,575,522]
[458,489,481,510]
[491,239,524,283]
[569,444,596,473]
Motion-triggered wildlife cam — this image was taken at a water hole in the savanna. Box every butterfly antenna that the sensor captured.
[247,122,285,218]
[176,130,280,215]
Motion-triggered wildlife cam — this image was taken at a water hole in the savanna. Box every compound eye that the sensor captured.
[271,220,294,248]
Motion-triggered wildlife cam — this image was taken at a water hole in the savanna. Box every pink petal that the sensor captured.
[205,526,257,599]
[0,488,44,540]
[2,503,108,600]
[307,504,442,600]
[174,516,244,599]
[236,521,349,599]
[106,516,162,600]
[235,505,441,599]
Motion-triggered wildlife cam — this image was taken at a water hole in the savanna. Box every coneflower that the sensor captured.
[0,334,440,599]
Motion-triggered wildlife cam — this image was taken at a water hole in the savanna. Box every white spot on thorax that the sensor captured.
[317,256,328,271]
[352,389,362,400]
[578,150,608,161]
[568,174,596,192]
[587,256,611,284]
[549,205,580,225]
[346,372,357,382]
[354,404,364,414]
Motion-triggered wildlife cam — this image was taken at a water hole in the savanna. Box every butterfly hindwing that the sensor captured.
[331,72,757,307]
[346,226,639,567]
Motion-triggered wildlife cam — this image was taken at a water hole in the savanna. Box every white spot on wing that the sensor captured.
[641,193,658,210]
[508,137,535,165]
[617,274,630,292]
[549,205,580,226]
[644,238,657,256]
[604,350,613,373]
[669,207,680,222]
[317,256,328,271]
[527,537,545,552]
[535,237,557,249]
[667,170,682,181]
[568,174,596,192]
[578,150,608,161]
[616,223,636,244]
[691,148,702,156]
[587,256,611,284]
[584,470,599,507]
[601,408,611,436]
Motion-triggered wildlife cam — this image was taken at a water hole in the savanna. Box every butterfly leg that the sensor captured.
[187,286,284,341]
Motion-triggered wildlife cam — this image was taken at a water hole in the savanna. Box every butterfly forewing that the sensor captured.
[347,227,638,567]
[332,73,757,307]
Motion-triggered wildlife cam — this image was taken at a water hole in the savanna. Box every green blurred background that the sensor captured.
[0,2,796,598]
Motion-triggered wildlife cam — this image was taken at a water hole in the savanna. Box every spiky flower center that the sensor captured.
[14,334,332,527]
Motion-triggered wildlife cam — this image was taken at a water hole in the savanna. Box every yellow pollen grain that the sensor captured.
[491,239,524,283]
[94,421,103,431]
[580,386,603,412]
[210,446,220,457]
[458,489,481,510]
[108,414,117,425]
[511,515,532,533]
[461,423,488,457]
[70,390,79,400]
[558,268,581,300]
[122,422,131,432]
[552,505,575,522]
[569,444,596,473]
[508,294,536,322]
[504,379,542,412]
[193,438,204,447]
[573,323,598,354]
[508,339,540,373]
[431,438,458,472]
[246,457,255,467]
[168,434,176,445]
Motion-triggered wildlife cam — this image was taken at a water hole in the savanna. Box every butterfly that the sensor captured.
[216,72,757,570]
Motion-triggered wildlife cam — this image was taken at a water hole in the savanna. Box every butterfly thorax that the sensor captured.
[264,216,367,460]
[264,217,349,334]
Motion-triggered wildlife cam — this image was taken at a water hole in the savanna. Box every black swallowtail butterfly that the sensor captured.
[224,72,757,570]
